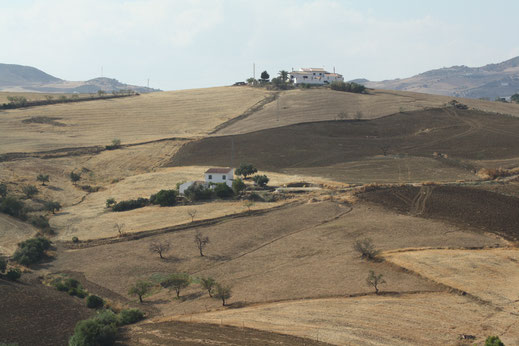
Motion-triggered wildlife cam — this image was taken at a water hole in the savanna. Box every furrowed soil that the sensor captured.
[170,108,519,183]
[120,320,332,346]
[0,276,92,346]
[360,185,519,240]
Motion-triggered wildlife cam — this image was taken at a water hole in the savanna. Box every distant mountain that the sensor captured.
[0,63,160,93]
[359,57,519,99]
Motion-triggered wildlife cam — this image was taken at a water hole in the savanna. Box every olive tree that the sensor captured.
[37,174,49,186]
[194,231,209,257]
[149,240,170,259]
[128,280,153,303]
[353,238,380,261]
[200,277,216,297]
[161,273,190,299]
[213,284,232,306]
[366,270,386,294]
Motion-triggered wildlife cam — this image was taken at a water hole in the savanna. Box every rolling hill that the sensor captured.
[360,56,519,99]
[0,63,159,93]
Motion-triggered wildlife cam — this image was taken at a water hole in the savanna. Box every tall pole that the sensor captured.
[253,62,255,79]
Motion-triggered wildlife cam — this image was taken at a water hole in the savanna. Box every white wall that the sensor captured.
[204,170,234,187]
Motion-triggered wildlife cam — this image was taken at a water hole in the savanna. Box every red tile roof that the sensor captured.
[205,168,233,174]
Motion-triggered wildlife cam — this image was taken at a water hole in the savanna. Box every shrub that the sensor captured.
[366,270,386,294]
[105,139,121,150]
[22,185,38,199]
[252,175,269,187]
[511,93,519,104]
[236,163,257,178]
[6,268,21,281]
[118,309,144,325]
[0,183,7,198]
[13,237,52,266]
[7,95,28,106]
[112,198,149,212]
[184,184,213,201]
[72,236,79,243]
[69,314,117,346]
[200,277,216,297]
[330,81,366,93]
[232,178,246,195]
[70,171,81,184]
[213,284,232,306]
[485,336,505,346]
[86,295,104,309]
[37,174,50,186]
[353,238,380,261]
[0,196,26,219]
[0,257,6,273]
[54,278,87,298]
[214,183,234,198]
[105,198,116,208]
[30,215,51,230]
[150,189,177,206]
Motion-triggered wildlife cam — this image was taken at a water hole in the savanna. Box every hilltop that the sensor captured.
[361,56,519,99]
[0,63,159,93]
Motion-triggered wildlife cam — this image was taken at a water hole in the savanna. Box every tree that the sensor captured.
[6,268,21,281]
[114,222,125,236]
[149,240,170,259]
[150,189,177,206]
[13,237,52,266]
[279,70,289,82]
[246,77,258,86]
[97,90,106,97]
[485,336,505,346]
[194,231,209,256]
[0,183,7,198]
[232,178,246,195]
[236,163,257,179]
[7,96,28,106]
[511,93,519,103]
[200,277,216,297]
[187,209,197,222]
[128,280,152,303]
[161,273,190,299]
[366,270,386,294]
[213,284,232,306]
[0,257,6,273]
[0,196,26,219]
[353,238,380,261]
[252,175,269,187]
[44,201,61,214]
[214,183,234,198]
[70,171,81,184]
[86,295,104,309]
[244,200,254,213]
[260,70,270,83]
[111,138,121,147]
[37,174,49,186]
[106,198,116,208]
[22,185,38,199]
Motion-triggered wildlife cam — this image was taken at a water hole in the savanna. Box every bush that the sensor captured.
[70,171,81,184]
[30,215,51,230]
[232,178,246,195]
[54,278,87,298]
[69,314,117,346]
[6,268,21,281]
[105,139,121,150]
[485,336,505,346]
[0,257,6,273]
[0,182,8,198]
[214,183,234,198]
[86,295,104,309]
[0,196,26,219]
[184,184,213,201]
[13,237,51,266]
[118,309,144,325]
[105,198,116,208]
[353,238,380,261]
[330,81,366,93]
[72,236,79,243]
[150,189,177,206]
[112,198,149,212]
[22,185,39,199]
[44,201,62,214]
[252,175,269,187]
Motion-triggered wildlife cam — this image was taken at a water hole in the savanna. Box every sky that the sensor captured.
[1,0,519,91]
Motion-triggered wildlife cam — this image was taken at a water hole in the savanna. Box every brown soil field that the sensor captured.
[120,320,332,346]
[0,87,268,153]
[167,292,518,345]
[215,88,519,135]
[360,185,519,240]
[170,108,519,182]
[386,248,519,308]
[0,275,92,346]
[48,201,501,317]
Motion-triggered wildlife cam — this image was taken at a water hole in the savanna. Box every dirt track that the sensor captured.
[360,185,519,240]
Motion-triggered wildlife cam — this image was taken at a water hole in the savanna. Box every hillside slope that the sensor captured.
[363,56,519,99]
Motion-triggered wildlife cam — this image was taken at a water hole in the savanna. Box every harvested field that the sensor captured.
[386,248,519,308]
[120,320,331,346]
[0,87,268,153]
[0,276,92,346]
[168,293,519,346]
[0,214,39,256]
[216,88,519,135]
[360,185,519,240]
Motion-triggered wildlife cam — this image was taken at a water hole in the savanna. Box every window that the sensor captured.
[222,175,226,180]
[303,76,308,79]
[208,175,212,179]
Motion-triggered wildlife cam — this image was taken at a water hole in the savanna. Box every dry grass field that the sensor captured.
[0,214,39,255]
[215,88,519,135]
[0,91,91,103]
[0,87,268,153]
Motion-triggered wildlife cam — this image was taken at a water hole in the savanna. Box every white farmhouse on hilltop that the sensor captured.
[289,68,344,85]
[179,168,234,194]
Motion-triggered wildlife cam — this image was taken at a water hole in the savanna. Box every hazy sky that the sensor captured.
[2,0,519,90]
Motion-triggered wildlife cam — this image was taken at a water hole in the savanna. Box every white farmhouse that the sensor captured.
[289,68,344,85]
[179,168,234,195]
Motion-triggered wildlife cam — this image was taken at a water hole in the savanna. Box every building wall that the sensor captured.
[204,170,234,187]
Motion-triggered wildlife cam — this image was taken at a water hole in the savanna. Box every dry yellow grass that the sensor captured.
[216,88,519,135]
[0,214,39,256]
[0,91,91,104]
[166,293,518,345]
[0,87,268,153]
[385,248,519,307]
